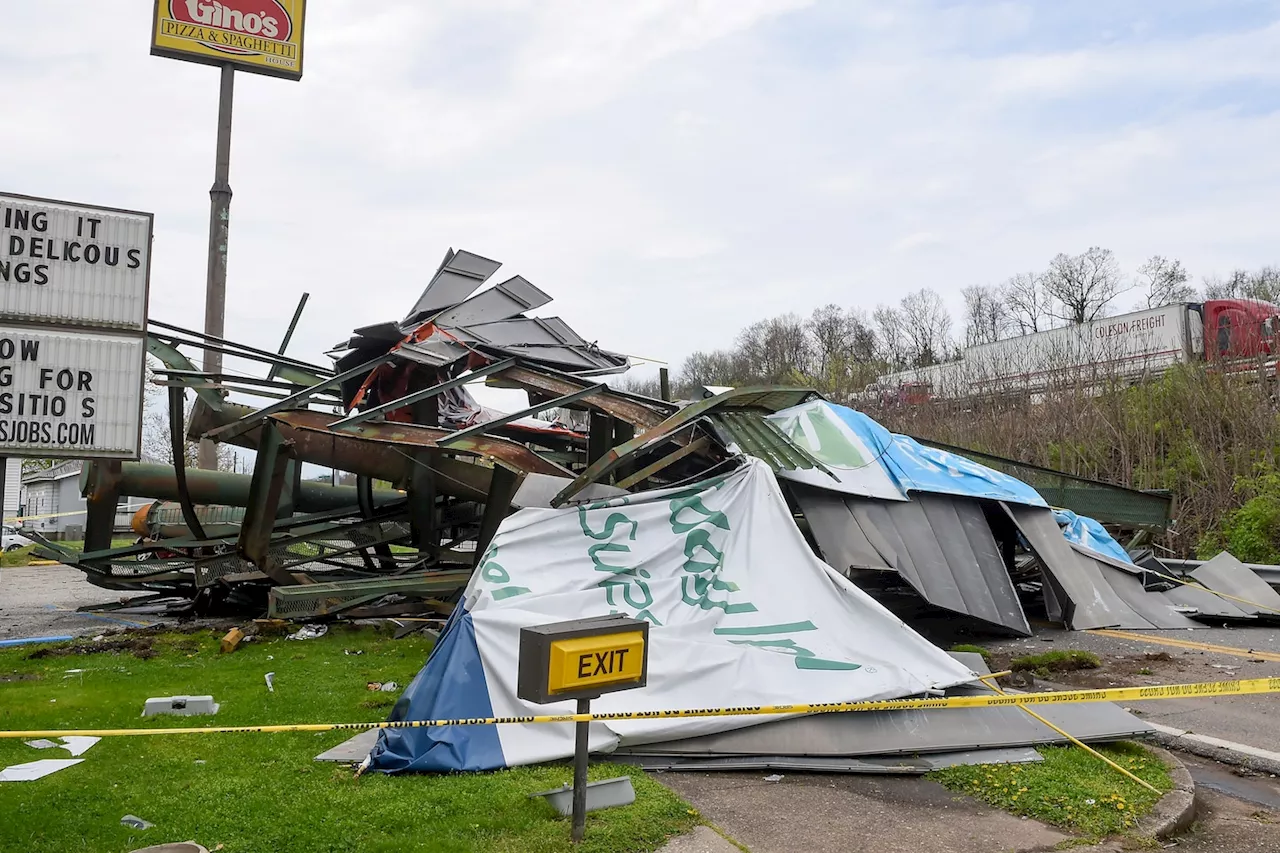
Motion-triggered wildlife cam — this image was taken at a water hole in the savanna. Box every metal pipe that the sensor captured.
[200,63,235,471]
[81,462,403,513]
[571,697,590,843]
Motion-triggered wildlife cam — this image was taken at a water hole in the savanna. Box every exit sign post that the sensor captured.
[518,614,650,842]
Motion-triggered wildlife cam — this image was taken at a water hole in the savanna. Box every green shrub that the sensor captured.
[949,644,993,664]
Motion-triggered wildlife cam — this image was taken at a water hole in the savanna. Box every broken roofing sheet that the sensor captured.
[772,400,1262,632]
[614,653,1152,771]
[795,487,1031,636]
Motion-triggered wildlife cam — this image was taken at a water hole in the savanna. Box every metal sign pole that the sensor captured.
[199,63,235,471]
[571,696,590,843]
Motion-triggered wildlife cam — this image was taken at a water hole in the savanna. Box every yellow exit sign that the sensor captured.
[517,615,650,704]
[548,631,645,695]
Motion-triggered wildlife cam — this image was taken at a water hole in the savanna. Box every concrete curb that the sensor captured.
[1136,745,1198,840]
[1144,726,1280,777]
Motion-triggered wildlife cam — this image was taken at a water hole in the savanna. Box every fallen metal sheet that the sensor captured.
[433,275,551,327]
[403,249,501,322]
[615,747,1045,775]
[1190,552,1280,617]
[315,729,379,763]
[1163,583,1255,620]
[1003,504,1153,630]
[491,363,674,429]
[616,651,1151,759]
[796,488,1030,635]
[1068,547,1202,629]
[613,689,1152,759]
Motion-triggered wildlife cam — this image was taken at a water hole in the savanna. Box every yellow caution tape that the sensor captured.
[1,677,1277,740]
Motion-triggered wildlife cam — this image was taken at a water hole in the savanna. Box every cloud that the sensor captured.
[4,0,1280,389]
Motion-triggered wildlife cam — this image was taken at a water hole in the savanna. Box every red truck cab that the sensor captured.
[1202,299,1280,362]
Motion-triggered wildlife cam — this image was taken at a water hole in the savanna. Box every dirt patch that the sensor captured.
[26,634,157,660]
[1042,651,1193,690]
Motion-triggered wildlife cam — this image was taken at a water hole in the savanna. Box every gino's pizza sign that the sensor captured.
[151,0,307,80]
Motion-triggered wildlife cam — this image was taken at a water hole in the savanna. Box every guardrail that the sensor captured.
[1159,557,1280,588]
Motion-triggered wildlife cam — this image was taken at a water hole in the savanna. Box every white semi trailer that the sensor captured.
[867,299,1280,404]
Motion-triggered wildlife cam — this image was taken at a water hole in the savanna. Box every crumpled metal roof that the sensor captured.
[795,487,1031,636]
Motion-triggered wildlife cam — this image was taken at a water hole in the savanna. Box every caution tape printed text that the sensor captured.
[1,677,1277,740]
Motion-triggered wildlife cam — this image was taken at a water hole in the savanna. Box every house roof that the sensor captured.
[22,460,83,484]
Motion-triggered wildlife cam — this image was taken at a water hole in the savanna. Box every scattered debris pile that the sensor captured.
[40,248,1278,636]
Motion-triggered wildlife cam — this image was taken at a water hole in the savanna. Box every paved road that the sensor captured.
[983,626,1280,762]
[0,563,160,640]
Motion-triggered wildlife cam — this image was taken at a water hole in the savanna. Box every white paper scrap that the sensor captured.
[59,736,100,757]
[0,759,84,782]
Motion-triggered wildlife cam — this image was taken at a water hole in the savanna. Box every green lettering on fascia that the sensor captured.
[599,571,664,626]
[713,620,817,636]
[681,576,757,614]
[578,508,639,541]
[589,541,635,574]
[480,560,510,584]
[727,637,861,671]
[682,528,725,574]
[492,586,531,601]
[668,494,731,534]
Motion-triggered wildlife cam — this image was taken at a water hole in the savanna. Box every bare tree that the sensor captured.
[1042,247,1126,324]
[805,305,875,372]
[806,304,851,378]
[961,284,1011,346]
[1137,256,1194,308]
[141,366,237,471]
[1002,272,1047,335]
[1202,266,1280,303]
[678,349,743,388]
[736,314,812,383]
[872,304,909,370]
[899,288,953,367]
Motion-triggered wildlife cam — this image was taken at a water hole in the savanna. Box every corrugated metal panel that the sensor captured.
[714,412,818,472]
[797,488,1030,635]
[1189,552,1280,616]
[1004,504,1159,630]
[434,276,552,327]
[0,194,151,331]
[402,249,500,320]
[395,338,471,367]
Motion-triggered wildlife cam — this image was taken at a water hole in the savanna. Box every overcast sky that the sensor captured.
[6,1,1280,385]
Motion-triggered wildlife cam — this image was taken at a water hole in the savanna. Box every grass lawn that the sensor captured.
[0,627,697,853]
[4,539,138,567]
[930,742,1172,840]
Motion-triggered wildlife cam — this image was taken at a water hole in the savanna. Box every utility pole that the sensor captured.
[199,64,234,471]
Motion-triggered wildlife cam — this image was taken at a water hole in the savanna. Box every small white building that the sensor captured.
[20,460,86,541]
